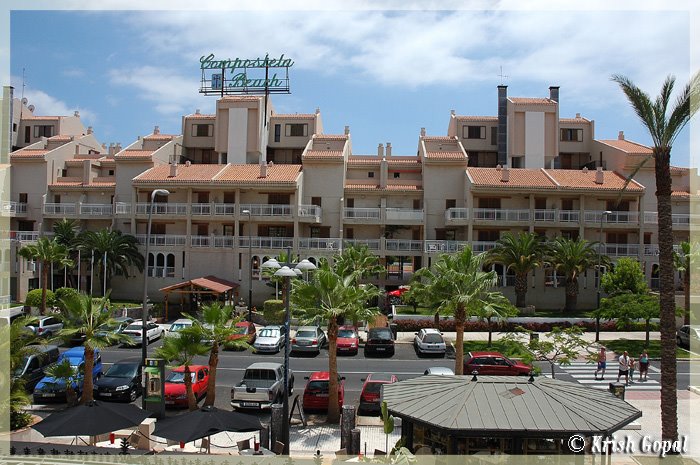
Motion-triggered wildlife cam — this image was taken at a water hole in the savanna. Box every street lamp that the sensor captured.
[141,188,170,403]
[242,209,253,322]
[595,210,612,342]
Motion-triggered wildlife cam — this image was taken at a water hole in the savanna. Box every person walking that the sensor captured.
[638,349,649,381]
[617,351,630,385]
[594,346,607,380]
[628,357,635,384]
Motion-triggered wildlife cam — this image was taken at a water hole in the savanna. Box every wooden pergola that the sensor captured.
[159,275,240,321]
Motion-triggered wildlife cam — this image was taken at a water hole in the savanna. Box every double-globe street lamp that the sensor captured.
[261,250,316,455]
[595,210,612,342]
[141,188,170,405]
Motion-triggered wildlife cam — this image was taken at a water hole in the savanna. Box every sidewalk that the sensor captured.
[390,330,660,345]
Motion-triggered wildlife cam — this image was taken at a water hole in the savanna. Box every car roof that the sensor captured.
[171,318,192,324]
[425,367,454,375]
[173,365,207,372]
[469,351,506,357]
[309,371,331,381]
[421,328,441,334]
[338,325,357,330]
[64,346,87,356]
[368,327,391,333]
[261,325,282,330]
[246,362,283,370]
[297,326,320,331]
[366,373,395,382]
[114,317,133,322]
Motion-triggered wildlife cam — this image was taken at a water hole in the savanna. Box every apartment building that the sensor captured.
[4,86,696,310]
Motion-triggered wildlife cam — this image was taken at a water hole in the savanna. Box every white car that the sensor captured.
[414,328,447,357]
[122,320,164,346]
[166,318,193,338]
[253,325,285,353]
[423,366,454,376]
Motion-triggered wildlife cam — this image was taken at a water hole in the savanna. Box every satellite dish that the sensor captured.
[28,105,35,112]
[21,97,28,105]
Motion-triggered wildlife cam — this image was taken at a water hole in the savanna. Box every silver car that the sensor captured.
[254,325,285,353]
[291,326,327,355]
[26,316,63,337]
[414,328,447,357]
[676,325,700,348]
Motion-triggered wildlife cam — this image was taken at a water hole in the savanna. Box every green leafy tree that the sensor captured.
[43,358,80,407]
[472,292,518,347]
[486,232,544,307]
[155,326,209,411]
[18,237,73,314]
[601,257,648,295]
[599,293,667,346]
[503,326,589,378]
[612,72,699,442]
[7,316,40,429]
[402,280,441,327]
[545,237,602,312]
[674,241,699,325]
[78,229,145,295]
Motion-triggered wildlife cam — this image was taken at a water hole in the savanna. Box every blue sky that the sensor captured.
[8,6,695,166]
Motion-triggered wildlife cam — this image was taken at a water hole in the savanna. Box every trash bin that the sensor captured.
[609,382,626,400]
[530,332,540,342]
[389,323,398,340]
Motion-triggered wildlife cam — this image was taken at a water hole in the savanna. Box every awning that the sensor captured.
[159,275,239,294]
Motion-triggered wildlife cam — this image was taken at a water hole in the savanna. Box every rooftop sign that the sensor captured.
[199,53,293,96]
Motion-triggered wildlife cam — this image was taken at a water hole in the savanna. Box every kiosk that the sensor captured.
[143,358,165,418]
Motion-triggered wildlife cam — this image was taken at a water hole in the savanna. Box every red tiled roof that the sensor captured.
[546,169,644,192]
[134,164,227,183]
[509,97,557,105]
[560,117,591,124]
[185,113,215,119]
[670,166,689,174]
[597,139,653,154]
[467,168,557,189]
[143,134,176,141]
[48,135,73,141]
[455,116,498,122]
[272,113,316,119]
[466,168,645,192]
[114,150,155,160]
[347,156,380,165]
[671,191,690,198]
[313,134,348,141]
[423,136,457,142]
[345,182,380,191]
[10,149,49,159]
[304,150,344,159]
[215,164,301,184]
[425,151,465,160]
[160,275,239,293]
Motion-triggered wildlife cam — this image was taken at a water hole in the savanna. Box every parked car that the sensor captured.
[13,345,60,391]
[291,326,327,355]
[677,325,700,348]
[336,325,360,355]
[253,325,285,353]
[96,316,134,341]
[93,357,143,402]
[166,318,194,337]
[364,327,395,357]
[359,373,398,414]
[302,371,345,412]
[423,366,454,376]
[231,362,294,410]
[26,316,63,337]
[226,321,257,348]
[413,328,446,357]
[464,351,532,376]
[164,365,209,407]
[121,320,164,346]
[33,347,103,403]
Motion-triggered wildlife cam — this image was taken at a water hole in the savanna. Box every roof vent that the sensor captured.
[420,127,426,137]
[501,166,510,182]
[618,131,624,140]
[595,167,604,184]
[74,111,80,117]
[496,164,502,171]
[576,113,581,118]
[87,126,93,134]
[169,163,177,177]
[386,143,392,157]
[344,125,350,135]
[582,166,588,173]
[154,126,160,135]
[260,162,268,178]
[195,109,201,115]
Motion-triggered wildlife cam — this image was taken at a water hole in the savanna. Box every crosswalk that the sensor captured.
[544,361,661,391]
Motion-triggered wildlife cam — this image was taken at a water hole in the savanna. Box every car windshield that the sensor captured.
[364,382,384,394]
[125,324,143,332]
[296,331,316,338]
[169,323,190,332]
[423,334,443,343]
[306,381,329,393]
[106,364,138,378]
[259,328,279,338]
[13,358,28,376]
[166,371,196,383]
[338,329,356,338]
[370,330,392,340]
[232,326,248,334]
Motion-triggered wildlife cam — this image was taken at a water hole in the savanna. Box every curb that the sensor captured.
[688,386,700,396]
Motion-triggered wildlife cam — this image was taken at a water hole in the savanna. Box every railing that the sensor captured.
[298,205,321,218]
[602,243,640,257]
[558,210,580,223]
[214,203,236,216]
[385,239,423,252]
[385,208,423,221]
[240,236,294,249]
[214,236,235,248]
[343,239,381,251]
[43,203,77,215]
[115,202,131,215]
[135,203,188,215]
[148,266,175,278]
[80,204,113,216]
[534,209,556,222]
[191,203,211,216]
[584,210,639,224]
[191,235,211,247]
[135,234,187,246]
[239,204,292,217]
[445,208,469,221]
[472,208,530,222]
[643,244,682,256]
[10,231,42,242]
[343,207,381,220]
[424,240,469,253]
[1,201,27,215]
[299,238,342,250]
[643,212,698,226]
[472,241,497,253]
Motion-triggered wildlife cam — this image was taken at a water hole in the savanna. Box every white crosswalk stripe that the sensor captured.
[543,362,660,391]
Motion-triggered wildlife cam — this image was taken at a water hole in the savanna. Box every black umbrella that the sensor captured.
[33,400,152,437]
[153,405,263,444]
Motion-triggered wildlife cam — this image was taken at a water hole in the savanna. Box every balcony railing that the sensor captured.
[298,205,321,218]
[80,204,113,216]
[473,208,530,222]
[385,208,423,221]
[344,207,381,220]
[239,236,294,249]
[191,235,211,247]
[645,212,699,226]
[10,231,42,242]
[584,210,639,224]
[214,203,236,216]
[299,238,342,251]
[386,239,423,252]
[239,204,292,217]
[445,208,469,221]
[115,202,131,215]
[147,266,175,278]
[343,239,381,251]
[191,203,212,216]
[1,201,27,216]
[135,203,188,216]
[43,203,77,215]
[424,240,469,254]
[214,236,235,248]
[558,210,580,223]
[643,244,681,256]
[472,241,497,253]
[534,209,556,222]
[601,243,640,257]
[135,234,187,246]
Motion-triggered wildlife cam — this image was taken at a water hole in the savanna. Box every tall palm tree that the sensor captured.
[486,232,544,307]
[57,293,132,403]
[78,229,145,295]
[412,248,498,375]
[612,72,699,442]
[52,219,81,288]
[7,316,39,428]
[43,358,80,407]
[674,241,698,325]
[472,291,518,347]
[155,327,209,411]
[18,237,73,314]
[334,244,385,282]
[545,237,601,312]
[291,259,381,423]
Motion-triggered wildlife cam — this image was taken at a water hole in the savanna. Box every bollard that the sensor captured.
[270,403,284,448]
[340,405,356,449]
[137,418,156,450]
[350,428,361,456]
[259,424,270,450]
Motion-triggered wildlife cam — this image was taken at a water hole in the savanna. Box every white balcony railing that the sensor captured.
[1,201,27,216]
[298,205,321,218]
[115,202,131,215]
[191,235,211,247]
[602,243,640,257]
[445,208,469,221]
[584,210,639,224]
[135,203,188,215]
[386,239,423,252]
[644,244,682,256]
[240,236,294,249]
[148,266,175,278]
[299,238,342,251]
[214,236,235,248]
[473,208,530,222]
[644,212,698,226]
[344,207,381,220]
[558,210,580,223]
[43,203,77,215]
[534,209,556,222]
[214,203,236,216]
[135,234,187,246]
[80,204,113,216]
[424,240,469,254]
[472,241,498,253]
[191,203,212,216]
[10,231,42,242]
[385,208,423,221]
[239,204,292,217]
[343,239,381,251]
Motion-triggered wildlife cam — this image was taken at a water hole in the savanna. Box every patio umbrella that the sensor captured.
[153,405,263,444]
[33,400,152,437]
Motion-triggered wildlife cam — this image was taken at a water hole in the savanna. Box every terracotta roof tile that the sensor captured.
[597,139,652,154]
[143,134,176,141]
[670,166,689,174]
[313,134,348,141]
[560,117,591,124]
[48,135,73,141]
[271,113,316,119]
[422,136,457,142]
[114,150,155,160]
[184,113,215,119]
[215,164,301,184]
[345,182,380,191]
[455,115,498,122]
[671,191,690,198]
[425,151,466,160]
[49,181,115,188]
[134,164,227,183]
[467,168,645,192]
[10,149,49,159]
[160,275,239,293]
[344,182,422,192]
[347,156,380,165]
[509,97,557,105]
[467,168,556,189]
[304,150,344,159]
[21,115,61,120]
[546,169,644,192]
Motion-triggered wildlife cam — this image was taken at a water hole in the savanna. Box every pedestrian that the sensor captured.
[639,349,649,381]
[594,346,607,380]
[617,350,630,385]
[628,357,635,384]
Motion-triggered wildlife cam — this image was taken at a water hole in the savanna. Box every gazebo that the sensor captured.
[159,275,239,320]
[382,375,642,455]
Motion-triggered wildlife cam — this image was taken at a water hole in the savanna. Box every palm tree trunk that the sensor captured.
[515,273,527,308]
[327,316,340,423]
[434,311,440,329]
[184,365,197,411]
[204,341,219,406]
[487,317,492,347]
[656,147,678,442]
[565,278,578,312]
[66,386,77,407]
[81,347,94,404]
[41,260,49,315]
[684,269,690,325]
[454,305,465,375]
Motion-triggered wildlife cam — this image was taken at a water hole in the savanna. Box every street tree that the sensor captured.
[78,229,144,295]
[601,257,648,295]
[18,237,73,314]
[486,232,544,308]
[600,293,665,346]
[472,292,518,347]
[503,326,589,378]
[545,237,602,312]
[43,358,80,407]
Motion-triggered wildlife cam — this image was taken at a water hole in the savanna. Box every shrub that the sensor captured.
[392,318,656,333]
[25,289,55,308]
[54,287,79,310]
[263,299,284,324]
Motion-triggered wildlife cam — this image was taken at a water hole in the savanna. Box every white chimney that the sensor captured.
[315,107,321,115]
[420,127,426,137]
[618,131,625,140]
[450,109,455,116]
[169,163,177,177]
[154,126,160,135]
[378,143,384,158]
[344,125,350,135]
[582,166,588,173]
[501,166,510,182]
[195,109,201,115]
[87,126,93,134]
[595,167,604,184]
[260,162,268,178]
[108,143,115,156]
[185,160,191,167]
[575,113,581,118]
[386,143,392,157]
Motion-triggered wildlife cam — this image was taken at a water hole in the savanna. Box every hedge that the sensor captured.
[392,318,658,333]
[25,289,55,308]
[263,299,285,324]
[54,287,79,310]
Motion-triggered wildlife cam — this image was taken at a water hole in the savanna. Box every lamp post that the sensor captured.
[141,188,170,404]
[242,209,253,322]
[595,210,612,342]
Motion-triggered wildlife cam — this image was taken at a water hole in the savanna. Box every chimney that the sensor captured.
[154,126,160,135]
[618,131,625,140]
[420,127,426,137]
[595,167,604,184]
[74,110,80,117]
[344,125,350,135]
[549,86,559,103]
[501,166,510,182]
[575,113,581,119]
[115,143,122,153]
[169,163,177,177]
[101,143,107,151]
[108,143,115,156]
[450,109,455,116]
[260,162,268,178]
[315,107,321,115]
[386,142,392,157]
[195,109,201,115]
[378,143,384,158]
[75,145,80,155]
[497,85,508,167]
[87,126,93,134]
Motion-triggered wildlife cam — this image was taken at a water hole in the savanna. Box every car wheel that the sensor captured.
[677,336,683,345]
[129,389,137,402]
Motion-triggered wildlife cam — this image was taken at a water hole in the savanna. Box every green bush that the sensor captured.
[54,287,79,310]
[263,299,284,324]
[25,289,55,308]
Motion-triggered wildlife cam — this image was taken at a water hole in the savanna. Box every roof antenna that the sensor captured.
[497,66,508,85]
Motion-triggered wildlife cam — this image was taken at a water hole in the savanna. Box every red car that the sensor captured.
[164,365,209,407]
[302,371,345,412]
[226,321,257,348]
[464,351,532,376]
[359,373,398,414]
[336,325,359,355]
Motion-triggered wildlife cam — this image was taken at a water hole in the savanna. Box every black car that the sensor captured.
[93,357,142,402]
[364,327,395,357]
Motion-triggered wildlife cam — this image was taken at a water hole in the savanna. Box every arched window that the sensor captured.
[156,253,165,278]
[166,254,175,277]
[148,253,155,277]
[651,264,660,290]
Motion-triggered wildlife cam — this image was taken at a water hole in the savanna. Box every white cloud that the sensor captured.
[9,77,96,123]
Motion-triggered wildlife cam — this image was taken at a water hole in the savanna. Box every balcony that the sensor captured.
[472,241,497,253]
[473,208,530,223]
[115,202,131,215]
[1,201,27,217]
[298,205,322,223]
[135,203,188,216]
[214,203,236,216]
[135,234,187,246]
[445,208,469,225]
[343,207,381,223]
[343,239,381,251]
[584,210,639,225]
[43,202,77,216]
[424,240,469,254]
[534,209,556,222]
[239,204,293,217]
[601,243,640,257]
[148,266,175,278]
[80,204,113,216]
[9,231,42,242]
[385,208,423,224]
[191,203,212,216]
[239,236,294,249]
[558,210,580,223]
[644,212,699,228]
[299,238,342,251]
[191,235,211,248]
[214,236,235,248]
[385,239,423,252]
[643,244,682,256]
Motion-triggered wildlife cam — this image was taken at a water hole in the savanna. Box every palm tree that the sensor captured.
[674,241,698,325]
[78,229,145,295]
[334,244,385,282]
[18,237,73,314]
[7,316,40,428]
[43,358,80,407]
[57,292,132,403]
[184,303,246,406]
[291,259,381,423]
[52,219,81,288]
[612,72,699,442]
[412,248,498,375]
[486,232,544,308]
[155,327,209,411]
[472,291,518,347]
[545,237,601,312]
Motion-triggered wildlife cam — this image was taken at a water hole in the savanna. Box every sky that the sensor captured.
[5,3,697,167]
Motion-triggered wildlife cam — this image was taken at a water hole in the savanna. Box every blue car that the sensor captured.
[33,347,103,403]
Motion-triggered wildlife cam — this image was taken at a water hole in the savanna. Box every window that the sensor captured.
[268,193,290,205]
[311,197,322,207]
[535,198,547,210]
[561,199,575,210]
[560,128,583,142]
[435,229,456,241]
[368,172,375,178]
[53,194,61,204]
[477,230,500,242]
[285,123,308,137]
[644,232,652,245]
[491,127,497,146]
[393,172,400,178]
[268,226,289,237]
[345,228,354,239]
[607,232,628,244]
[19,193,28,203]
[192,124,213,137]
[445,199,456,209]
[60,169,67,177]
[24,126,30,143]
[561,230,579,240]
[511,156,524,168]
[310,226,331,238]
[274,124,281,142]
[151,223,166,235]
[108,170,114,176]
[33,125,54,138]
[346,198,354,208]
[463,125,486,139]
[478,198,501,209]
